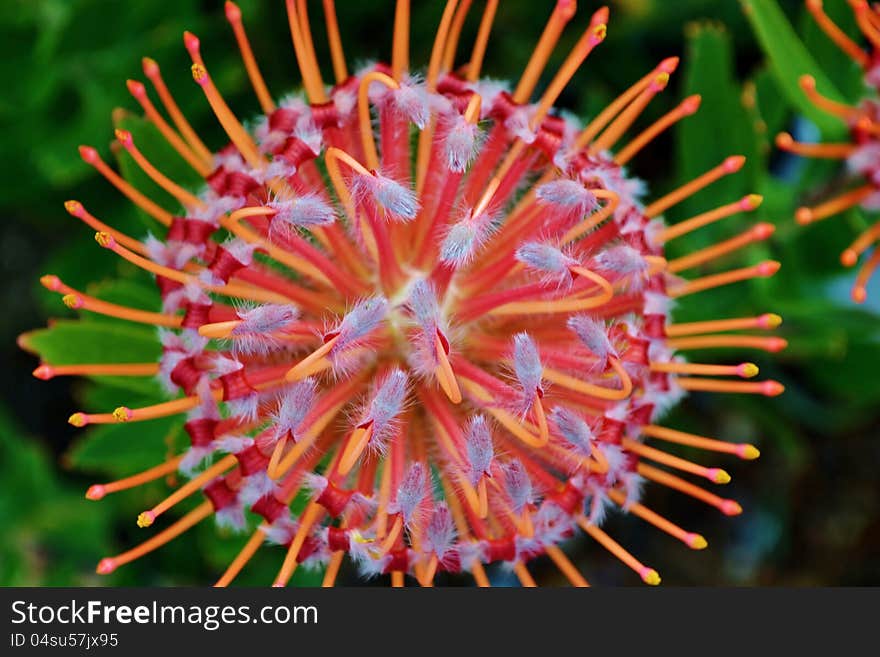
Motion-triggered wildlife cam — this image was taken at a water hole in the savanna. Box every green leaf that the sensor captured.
[21,319,160,365]
[740,0,847,138]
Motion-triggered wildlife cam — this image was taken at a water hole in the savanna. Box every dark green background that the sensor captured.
[1,0,877,586]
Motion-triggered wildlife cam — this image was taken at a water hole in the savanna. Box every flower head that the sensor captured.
[777,0,880,302]
[27,0,784,586]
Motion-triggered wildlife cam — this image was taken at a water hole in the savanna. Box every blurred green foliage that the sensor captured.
[1,0,878,586]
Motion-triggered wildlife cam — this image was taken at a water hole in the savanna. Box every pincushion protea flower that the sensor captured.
[23,0,786,587]
[777,0,880,302]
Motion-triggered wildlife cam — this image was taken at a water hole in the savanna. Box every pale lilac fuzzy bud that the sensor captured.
[465,416,494,485]
[408,279,441,336]
[364,369,409,439]
[395,462,427,527]
[594,245,647,275]
[504,459,532,513]
[355,173,420,222]
[512,333,543,401]
[394,80,431,129]
[444,114,479,173]
[426,504,456,557]
[440,209,494,265]
[270,195,336,229]
[234,303,299,335]
[549,407,593,454]
[536,179,597,214]
[272,377,317,440]
[567,315,616,367]
[515,241,577,281]
[331,296,388,352]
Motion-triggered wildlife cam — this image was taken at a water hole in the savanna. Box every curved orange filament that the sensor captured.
[669,261,780,298]
[638,463,742,516]
[806,1,869,66]
[86,456,182,501]
[577,518,660,585]
[854,2,880,48]
[487,269,613,316]
[542,357,633,401]
[513,561,537,587]
[545,545,590,586]
[226,1,275,114]
[843,220,880,265]
[138,454,237,528]
[215,529,266,587]
[621,437,731,484]
[650,361,758,378]
[668,223,776,273]
[322,550,346,587]
[273,500,324,586]
[513,0,579,104]
[358,71,400,170]
[561,189,619,243]
[115,129,207,211]
[322,0,348,83]
[285,335,339,382]
[796,184,875,226]
[775,132,856,159]
[55,284,182,328]
[97,502,212,575]
[615,95,701,165]
[607,489,707,550]
[645,156,745,218]
[852,248,880,303]
[641,424,760,460]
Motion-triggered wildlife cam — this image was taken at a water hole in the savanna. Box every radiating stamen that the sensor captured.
[842,222,880,266]
[852,248,880,303]
[215,529,266,587]
[676,377,784,397]
[35,362,160,381]
[669,261,780,298]
[621,438,731,484]
[141,57,213,164]
[853,0,880,48]
[393,0,411,79]
[86,456,183,501]
[285,0,327,103]
[650,361,759,379]
[137,454,238,527]
[96,502,213,575]
[465,0,499,82]
[126,79,211,176]
[225,1,275,114]
[358,71,400,170]
[512,561,537,587]
[513,0,579,103]
[442,0,473,72]
[639,463,742,516]
[273,500,323,586]
[607,489,707,550]
[321,0,348,83]
[577,518,661,585]
[434,333,462,404]
[78,146,172,226]
[668,334,788,352]
[542,358,633,401]
[775,132,856,159]
[561,189,619,243]
[616,95,701,165]
[641,424,760,460]
[798,74,862,119]
[795,184,875,225]
[659,194,762,242]
[64,200,148,255]
[590,71,670,154]
[644,156,745,218]
[577,56,679,149]
[668,223,776,273]
[806,0,869,66]
[115,129,207,211]
[337,422,374,476]
[666,313,782,337]
[322,546,346,587]
[190,60,264,169]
